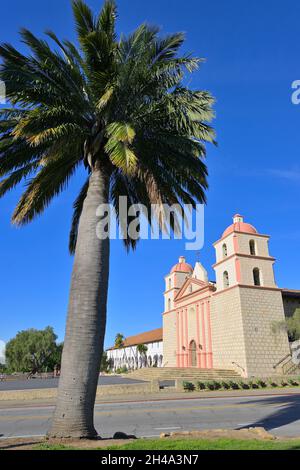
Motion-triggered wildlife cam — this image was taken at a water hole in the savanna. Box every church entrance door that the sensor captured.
[189,340,197,367]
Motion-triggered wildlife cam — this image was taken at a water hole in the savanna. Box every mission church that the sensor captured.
[107,214,300,377]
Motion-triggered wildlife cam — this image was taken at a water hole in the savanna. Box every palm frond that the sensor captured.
[12,152,80,225]
[0,163,38,197]
[72,0,95,41]
[96,0,117,40]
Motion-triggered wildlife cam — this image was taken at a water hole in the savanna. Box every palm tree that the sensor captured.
[0,0,215,437]
[136,343,148,367]
[114,333,125,349]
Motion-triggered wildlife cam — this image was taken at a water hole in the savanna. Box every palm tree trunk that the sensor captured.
[49,165,110,438]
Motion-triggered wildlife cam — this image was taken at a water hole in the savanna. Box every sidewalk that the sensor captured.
[1,386,300,409]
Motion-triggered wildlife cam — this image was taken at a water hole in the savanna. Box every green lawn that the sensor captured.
[36,438,300,451]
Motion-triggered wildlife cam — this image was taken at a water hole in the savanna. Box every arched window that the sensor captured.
[223,271,229,288]
[222,243,228,257]
[253,268,261,286]
[168,278,171,289]
[168,298,171,310]
[249,240,256,255]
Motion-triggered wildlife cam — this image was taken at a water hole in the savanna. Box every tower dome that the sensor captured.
[171,256,193,274]
[222,214,257,238]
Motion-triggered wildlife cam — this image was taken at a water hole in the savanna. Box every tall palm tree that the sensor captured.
[114,333,125,349]
[136,343,148,367]
[137,344,148,355]
[0,0,215,437]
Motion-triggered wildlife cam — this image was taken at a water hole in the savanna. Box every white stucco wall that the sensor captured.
[107,341,163,370]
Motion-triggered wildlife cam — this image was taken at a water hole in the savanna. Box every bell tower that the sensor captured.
[164,256,193,312]
[213,214,277,291]
[210,214,290,377]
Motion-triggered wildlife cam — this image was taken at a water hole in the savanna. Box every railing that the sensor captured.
[273,353,300,375]
[282,360,300,375]
[273,353,291,370]
[231,361,245,374]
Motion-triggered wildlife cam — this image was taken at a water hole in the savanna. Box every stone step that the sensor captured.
[131,370,237,372]
[128,371,240,376]
[126,367,241,381]
[129,367,239,372]
[142,373,241,376]
[131,376,241,382]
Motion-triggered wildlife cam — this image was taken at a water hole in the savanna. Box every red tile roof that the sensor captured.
[107,328,163,350]
[281,288,300,297]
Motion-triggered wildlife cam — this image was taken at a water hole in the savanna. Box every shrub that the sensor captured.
[280,380,288,387]
[221,381,230,390]
[210,380,221,390]
[183,381,195,391]
[256,379,267,388]
[205,381,212,390]
[228,380,239,390]
[287,378,299,387]
[196,381,206,390]
[206,381,216,390]
[238,381,249,389]
[248,380,259,389]
[115,366,128,374]
[268,379,278,387]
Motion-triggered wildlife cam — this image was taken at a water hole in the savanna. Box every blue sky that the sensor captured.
[1,0,300,347]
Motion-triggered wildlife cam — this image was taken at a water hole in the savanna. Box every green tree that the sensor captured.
[46,342,64,371]
[137,343,148,366]
[272,309,300,342]
[114,333,125,349]
[286,309,300,342]
[0,1,215,437]
[5,327,60,374]
[0,364,8,374]
[100,351,111,372]
[136,343,148,356]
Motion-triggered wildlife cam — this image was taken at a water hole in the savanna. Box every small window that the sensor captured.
[168,298,171,310]
[168,278,171,289]
[253,268,261,286]
[223,271,229,289]
[249,240,256,255]
[222,243,228,257]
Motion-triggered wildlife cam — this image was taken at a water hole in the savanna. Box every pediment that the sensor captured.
[175,276,210,301]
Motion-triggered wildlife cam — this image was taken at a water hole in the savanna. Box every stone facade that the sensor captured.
[210,286,246,374]
[239,287,290,377]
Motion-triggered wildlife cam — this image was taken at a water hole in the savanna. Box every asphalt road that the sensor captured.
[1,393,300,439]
[0,376,145,391]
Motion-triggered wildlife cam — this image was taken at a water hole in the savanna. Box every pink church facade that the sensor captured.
[164,259,215,369]
[175,282,214,369]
